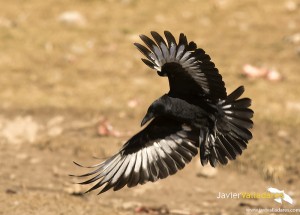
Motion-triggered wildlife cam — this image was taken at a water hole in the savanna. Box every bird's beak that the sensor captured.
[157,71,167,77]
[141,112,154,127]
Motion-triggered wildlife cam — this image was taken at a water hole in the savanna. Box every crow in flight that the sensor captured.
[72,31,253,194]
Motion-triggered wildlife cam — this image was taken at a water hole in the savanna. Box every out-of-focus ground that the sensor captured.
[0,0,300,214]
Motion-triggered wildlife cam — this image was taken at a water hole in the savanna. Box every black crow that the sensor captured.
[72,31,253,194]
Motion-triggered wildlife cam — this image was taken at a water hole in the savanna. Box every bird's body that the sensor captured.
[72,31,254,194]
[141,94,211,128]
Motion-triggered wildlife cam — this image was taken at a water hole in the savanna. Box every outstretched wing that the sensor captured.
[134,31,227,101]
[72,117,198,194]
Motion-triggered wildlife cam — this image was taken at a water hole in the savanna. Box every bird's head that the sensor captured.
[141,95,170,126]
[158,62,182,77]
[157,70,167,77]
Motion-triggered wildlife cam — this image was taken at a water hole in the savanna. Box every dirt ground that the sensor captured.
[0,0,300,214]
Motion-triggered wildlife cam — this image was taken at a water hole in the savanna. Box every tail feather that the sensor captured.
[227,116,253,129]
[219,135,240,157]
[223,86,244,104]
[231,98,251,108]
[216,136,235,160]
[227,134,247,151]
[224,109,253,120]
[200,86,253,167]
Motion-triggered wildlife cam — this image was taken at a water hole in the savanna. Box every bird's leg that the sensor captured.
[199,127,210,165]
[213,119,218,137]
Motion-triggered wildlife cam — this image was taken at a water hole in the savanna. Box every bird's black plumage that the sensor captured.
[73,117,198,194]
[72,31,253,194]
[135,31,226,102]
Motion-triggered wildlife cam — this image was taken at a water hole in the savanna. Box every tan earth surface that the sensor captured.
[0,0,300,214]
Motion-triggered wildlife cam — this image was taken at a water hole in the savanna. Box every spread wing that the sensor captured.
[72,117,198,194]
[134,31,227,101]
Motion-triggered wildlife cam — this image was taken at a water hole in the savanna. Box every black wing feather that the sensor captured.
[73,117,198,194]
[135,31,227,101]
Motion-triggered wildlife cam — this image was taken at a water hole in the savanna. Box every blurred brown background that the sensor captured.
[0,0,299,214]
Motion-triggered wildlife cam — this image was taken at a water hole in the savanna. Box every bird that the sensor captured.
[71,31,254,194]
